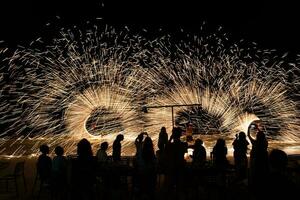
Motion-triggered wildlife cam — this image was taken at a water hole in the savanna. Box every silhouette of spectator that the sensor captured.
[164,127,188,195]
[211,138,229,192]
[192,139,207,166]
[37,144,52,184]
[135,132,146,160]
[112,134,124,162]
[71,138,97,200]
[247,124,269,196]
[137,136,157,199]
[109,134,125,199]
[264,149,296,200]
[212,138,228,170]
[96,142,108,164]
[96,141,110,198]
[232,132,249,180]
[52,146,67,199]
[156,127,168,173]
[158,127,168,152]
[52,146,67,176]
[142,137,156,165]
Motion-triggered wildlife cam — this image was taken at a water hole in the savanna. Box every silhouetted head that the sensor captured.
[160,127,167,134]
[144,136,153,148]
[100,142,108,150]
[116,134,124,142]
[238,132,246,140]
[77,138,93,157]
[54,146,64,156]
[172,127,182,141]
[137,132,144,141]
[216,138,226,147]
[269,149,288,171]
[40,144,50,155]
[194,139,203,147]
[256,130,266,141]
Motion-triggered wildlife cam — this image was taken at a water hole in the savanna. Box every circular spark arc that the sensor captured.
[0,25,300,157]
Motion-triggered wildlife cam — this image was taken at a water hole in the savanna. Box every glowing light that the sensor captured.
[0,25,299,156]
[235,113,260,135]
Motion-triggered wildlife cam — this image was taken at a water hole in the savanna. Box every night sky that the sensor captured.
[0,0,299,55]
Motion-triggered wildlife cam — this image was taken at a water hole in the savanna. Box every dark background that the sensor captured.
[0,0,299,54]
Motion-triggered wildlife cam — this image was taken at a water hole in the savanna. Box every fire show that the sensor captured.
[0,1,300,200]
[0,25,299,157]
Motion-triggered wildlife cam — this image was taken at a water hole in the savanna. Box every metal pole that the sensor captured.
[144,103,201,129]
[171,106,174,128]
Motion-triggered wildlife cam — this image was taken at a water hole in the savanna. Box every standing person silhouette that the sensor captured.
[192,139,206,166]
[52,146,67,200]
[110,134,124,199]
[112,134,124,162]
[71,138,97,200]
[37,144,52,185]
[158,127,168,152]
[164,127,188,199]
[157,127,168,172]
[96,142,109,164]
[212,138,228,170]
[232,132,249,181]
[135,132,147,159]
[96,141,109,199]
[247,123,269,197]
[137,136,157,200]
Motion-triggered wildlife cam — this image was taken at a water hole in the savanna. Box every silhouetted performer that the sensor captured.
[264,149,296,200]
[247,124,269,196]
[71,138,96,200]
[96,141,108,164]
[52,146,67,199]
[232,132,249,180]
[37,144,52,184]
[112,134,124,162]
[212,138,228,170]
[192,139,206,166]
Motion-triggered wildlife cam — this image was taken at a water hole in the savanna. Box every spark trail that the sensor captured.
[0,25,299,157]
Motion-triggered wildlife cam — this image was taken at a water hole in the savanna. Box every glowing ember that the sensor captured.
[0,25,299,156]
